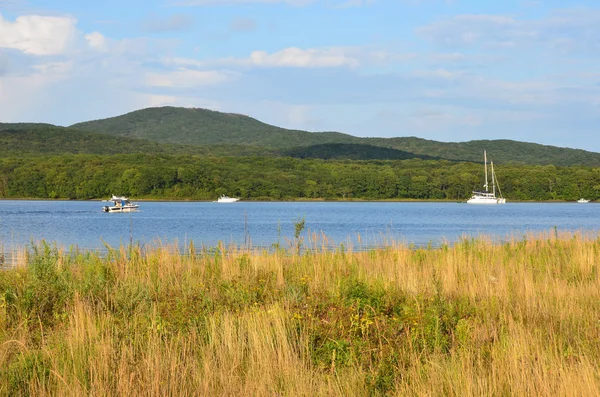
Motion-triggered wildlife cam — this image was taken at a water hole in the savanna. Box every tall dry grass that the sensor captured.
[0,230,599,396]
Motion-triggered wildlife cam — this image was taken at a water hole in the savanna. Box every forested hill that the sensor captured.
[71,107,357,148]
[365,137,600,166]
[67,106,600,166]
[0,124,277,157]
[0,125,175,156]
[0,122,58,131]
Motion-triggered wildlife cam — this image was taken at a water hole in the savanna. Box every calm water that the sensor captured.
[1,200,599,254]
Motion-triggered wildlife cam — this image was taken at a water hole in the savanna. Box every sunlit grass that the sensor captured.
[1,230,599,396]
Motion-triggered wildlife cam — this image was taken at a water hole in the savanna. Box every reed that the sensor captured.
[0,231,599,396]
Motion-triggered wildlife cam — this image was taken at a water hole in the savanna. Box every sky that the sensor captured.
[1,0,599,151]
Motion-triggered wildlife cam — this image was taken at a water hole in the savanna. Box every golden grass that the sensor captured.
[0,230,599,396]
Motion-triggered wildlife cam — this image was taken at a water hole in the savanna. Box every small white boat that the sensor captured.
[216,195,240,203]
[102,195,139,212]
[577,198,590,203]
[467,150,506,205]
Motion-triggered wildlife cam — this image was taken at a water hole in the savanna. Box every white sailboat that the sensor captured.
[467,151,506,204]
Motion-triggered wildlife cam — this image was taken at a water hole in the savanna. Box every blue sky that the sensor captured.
[1,0,599,151]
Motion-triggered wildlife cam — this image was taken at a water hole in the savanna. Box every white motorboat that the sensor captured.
[467,151,506,204]
[216,195,240,203]
[102,195,139,212]
[577,198,590,203]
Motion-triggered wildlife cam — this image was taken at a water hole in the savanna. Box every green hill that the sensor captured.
[69,106,600,166]
[0,123,276,157]
[0,122,58,131]
[71,107,357,148]
[0,125,169,156]
[0,107,595,166]
[364,137,600,166]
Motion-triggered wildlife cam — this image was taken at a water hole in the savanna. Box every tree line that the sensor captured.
[0,154,599,201]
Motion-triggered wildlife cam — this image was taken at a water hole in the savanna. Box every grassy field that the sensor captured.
[1,231,599,396]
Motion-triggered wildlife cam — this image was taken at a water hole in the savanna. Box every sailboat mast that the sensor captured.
[484,150,489,192]
[491,161,496,195]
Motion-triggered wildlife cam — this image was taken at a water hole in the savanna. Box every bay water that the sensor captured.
[1,201,599,256]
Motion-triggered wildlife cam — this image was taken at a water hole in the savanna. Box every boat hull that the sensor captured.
[467,196,506,204]
[216,196,240,203]
[102,205,139,213]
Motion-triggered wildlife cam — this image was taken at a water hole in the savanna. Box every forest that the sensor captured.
[1,154,598,201]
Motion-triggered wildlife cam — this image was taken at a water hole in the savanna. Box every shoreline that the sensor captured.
[0,197,588,203]
[0,228,593,267]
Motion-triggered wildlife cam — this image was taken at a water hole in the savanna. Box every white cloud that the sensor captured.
[162,47,416,70]
[0,59,75,122]
[31,61,73,76]
[0,13,77,55]
[146,69,232,87]
[249,47,359,68]
[0,53,9,76]
[417,9,600,53]
[163,47,362,69]
[85,32,107,51]
[162,57,206,68]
